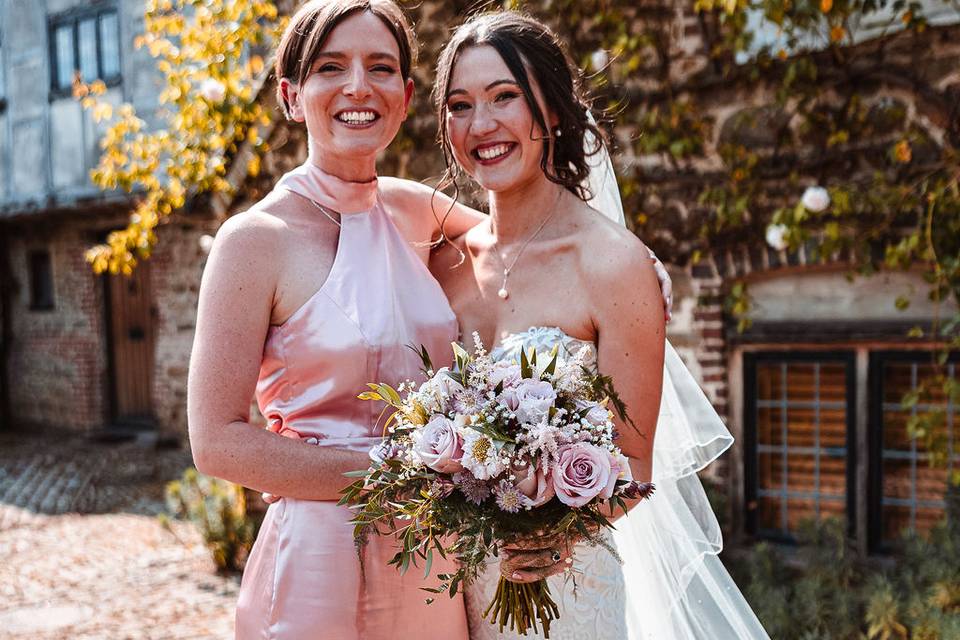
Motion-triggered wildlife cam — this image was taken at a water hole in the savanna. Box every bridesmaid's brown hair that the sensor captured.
[274,0,418,119]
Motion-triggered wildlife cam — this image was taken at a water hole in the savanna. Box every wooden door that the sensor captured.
[106,261,156,427]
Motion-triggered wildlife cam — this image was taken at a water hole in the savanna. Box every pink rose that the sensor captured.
[511,460,555,507]
[497,388,520,412]
[552,443,614,507]
[413,415,464,473]
[514,379,557,424]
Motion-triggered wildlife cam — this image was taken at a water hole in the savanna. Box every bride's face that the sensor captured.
[444,45,554,194]
[286,11,413,163]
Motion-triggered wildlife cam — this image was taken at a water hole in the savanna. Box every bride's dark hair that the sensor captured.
[432,11,605,203]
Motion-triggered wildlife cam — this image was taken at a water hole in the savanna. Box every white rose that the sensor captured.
[514,379,557,425]
[801,186,830,213]
[765,223,789,251]
[199,78,226,103]
[417,367,464,412]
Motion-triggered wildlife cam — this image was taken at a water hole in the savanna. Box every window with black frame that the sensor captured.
[745,353,855,541]
[871,353,959,550]
[28,250,54,311]
[49,8,121,94]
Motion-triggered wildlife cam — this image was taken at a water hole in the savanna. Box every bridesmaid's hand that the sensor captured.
[646,246,673,323]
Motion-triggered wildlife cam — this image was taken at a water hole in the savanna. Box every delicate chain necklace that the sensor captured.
[490,190,562,300]
[308,199,342,227]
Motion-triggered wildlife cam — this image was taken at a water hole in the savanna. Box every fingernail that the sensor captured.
[565,557,573,564]
[512,572,521,580]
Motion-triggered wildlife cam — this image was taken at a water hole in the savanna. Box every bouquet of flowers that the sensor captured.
[340,335,654,638]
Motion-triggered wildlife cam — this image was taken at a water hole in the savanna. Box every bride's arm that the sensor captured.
[379,176,485,240]
[592,246,666,484]
[187,211,369,501]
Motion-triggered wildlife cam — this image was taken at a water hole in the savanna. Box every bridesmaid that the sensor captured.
[187,2,480,638]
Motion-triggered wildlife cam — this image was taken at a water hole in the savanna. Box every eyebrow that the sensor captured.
[314,51,400,64]
[446,79,520,99]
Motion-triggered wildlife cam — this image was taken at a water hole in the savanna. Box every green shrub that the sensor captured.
[164,467,261,573]
[737,491,960,639]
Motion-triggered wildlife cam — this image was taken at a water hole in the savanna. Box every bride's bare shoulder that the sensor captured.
[563,202,660,314]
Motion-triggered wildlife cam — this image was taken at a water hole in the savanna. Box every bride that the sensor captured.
[429,11,770,639]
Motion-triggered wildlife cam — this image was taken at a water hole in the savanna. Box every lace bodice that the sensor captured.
[489,326,596,368]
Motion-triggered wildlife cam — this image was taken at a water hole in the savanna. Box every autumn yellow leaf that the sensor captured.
[248,55,265,76]
[830,24,845,42]
[894,140,912,164]
[820,0,832,13]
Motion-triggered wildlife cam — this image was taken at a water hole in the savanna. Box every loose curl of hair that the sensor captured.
[274,0,417,119]
[431,10,606,226]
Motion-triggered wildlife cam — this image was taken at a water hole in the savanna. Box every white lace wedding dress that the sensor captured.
[463,326,770,640]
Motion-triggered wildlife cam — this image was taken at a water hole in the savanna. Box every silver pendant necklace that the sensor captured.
[491,190,562,300]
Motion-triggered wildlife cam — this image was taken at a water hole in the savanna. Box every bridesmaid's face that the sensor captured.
[287,11,413,162]
[444,45,554,194]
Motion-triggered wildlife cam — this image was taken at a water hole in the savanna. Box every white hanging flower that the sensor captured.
[198,234,215,254]
[590,49,609,71]
[765,223,789,251]
[801,186,831,213]
[199,78,226,103]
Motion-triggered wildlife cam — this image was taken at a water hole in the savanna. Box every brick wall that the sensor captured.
[7,221,107,430]
[5,211,217,437]
[149,218,220,437]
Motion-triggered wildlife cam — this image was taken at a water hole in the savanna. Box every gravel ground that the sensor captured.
[0,432,240,639]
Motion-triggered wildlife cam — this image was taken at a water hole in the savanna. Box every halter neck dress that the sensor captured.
[234,162,468,639]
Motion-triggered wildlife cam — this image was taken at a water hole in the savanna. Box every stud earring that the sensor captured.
[554,127,562,138]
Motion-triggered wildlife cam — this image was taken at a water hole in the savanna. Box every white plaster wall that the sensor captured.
[749,270,956,323]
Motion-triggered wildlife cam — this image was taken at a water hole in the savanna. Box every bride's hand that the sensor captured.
[499,536,574,583]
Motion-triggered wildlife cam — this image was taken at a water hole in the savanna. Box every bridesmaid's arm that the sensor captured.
[187,210,369,501]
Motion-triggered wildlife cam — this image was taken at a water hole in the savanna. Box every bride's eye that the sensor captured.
[316,63,343,73]
[494,91,519,103]
[448,101,471,113]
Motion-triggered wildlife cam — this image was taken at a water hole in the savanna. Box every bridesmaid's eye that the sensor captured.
[495,91,519,102]
[371,65,397,74]
[448,101,471,113]
[316,63,343,73]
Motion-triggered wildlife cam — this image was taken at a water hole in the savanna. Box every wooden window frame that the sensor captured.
[48,5,121,98]
[868,351,960,553]
[744,351,858,543]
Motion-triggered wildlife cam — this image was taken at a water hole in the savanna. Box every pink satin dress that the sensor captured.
[235,162,468,639]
